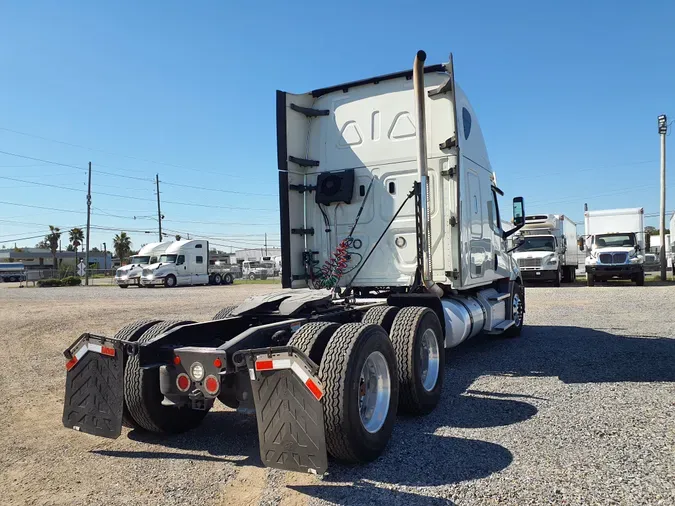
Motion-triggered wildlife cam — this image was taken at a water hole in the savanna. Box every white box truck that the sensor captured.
[114,241,172,288]
[140,239,237,287]
[583,207,645,286]
[511,214,579,286]
[62,51,528,474]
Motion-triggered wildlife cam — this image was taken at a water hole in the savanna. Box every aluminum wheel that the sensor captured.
[512,292,523,327]
[419,328,440,392]
[358,351,391,433]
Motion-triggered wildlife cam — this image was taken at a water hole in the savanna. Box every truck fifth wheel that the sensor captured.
[62,51,526,474]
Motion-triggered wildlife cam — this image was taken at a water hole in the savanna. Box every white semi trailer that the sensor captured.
[511,214,579,286]
[140,239,237,287]
[583,207,645,286]
[63,51,526,474]
[114,241,172,288]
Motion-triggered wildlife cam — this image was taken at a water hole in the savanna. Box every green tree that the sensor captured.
[113,232,132,264]
[175,234,182,241]
[45,226,61,272]
[69,227,84,260]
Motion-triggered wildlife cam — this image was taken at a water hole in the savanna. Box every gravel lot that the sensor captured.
[0,282,673,505]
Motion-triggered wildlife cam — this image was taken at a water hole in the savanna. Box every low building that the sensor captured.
[234,248,282,263]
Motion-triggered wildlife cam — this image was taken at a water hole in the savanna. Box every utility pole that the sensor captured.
[103,242,107,273]
[85,161,92,286]
[265,233,268,256]
[658,115,668,281]
[155,174,163,241]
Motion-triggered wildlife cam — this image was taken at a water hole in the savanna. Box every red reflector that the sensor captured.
[65,356,78,371]
[255,360,273,371]
[305,378,323,400]
[213,358,222,368]
[101,346,115,357]
[173,356,181,365]
[204,375,219,394]
[176,373,190,392]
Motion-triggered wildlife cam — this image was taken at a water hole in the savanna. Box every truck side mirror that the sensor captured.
[577,238,584,251]
[502,197,525,240]
[645,234,651,251]
[512,197,525,227]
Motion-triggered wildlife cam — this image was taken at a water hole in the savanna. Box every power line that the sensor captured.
[0,234,46,244]
[0,174,278,211]
[0,126,249,179]
[160,180,277,197]
[0,149,86,172]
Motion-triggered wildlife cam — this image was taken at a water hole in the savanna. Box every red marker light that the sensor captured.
[213,358,222,368]
[173,356,181,366]
[176,373,190,392]
[204,375,219,395]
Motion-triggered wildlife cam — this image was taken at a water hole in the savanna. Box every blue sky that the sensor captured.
[1,1,673,251]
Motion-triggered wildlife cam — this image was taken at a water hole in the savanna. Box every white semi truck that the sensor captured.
[582,207,645,286]
[140,239,237,287]
[512,214,579,286]
[62,51,526,474]
[114,241,172,288]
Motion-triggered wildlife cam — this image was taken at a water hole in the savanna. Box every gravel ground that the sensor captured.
[0,282,673,505]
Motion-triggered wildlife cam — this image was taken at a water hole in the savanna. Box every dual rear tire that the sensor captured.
[288,306,444,463]
[119,319,210,434]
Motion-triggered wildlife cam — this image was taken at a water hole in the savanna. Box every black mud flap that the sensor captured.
[235,347,328,475]
[62,334,125,438]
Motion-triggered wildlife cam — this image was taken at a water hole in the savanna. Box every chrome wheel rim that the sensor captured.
[420,328,440,391]
[167,277,175,287]
[358,351,391,433]
[512,292,522,327]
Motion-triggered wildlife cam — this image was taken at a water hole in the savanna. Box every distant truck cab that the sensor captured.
[114,241,171,288]
[583,208,645,286]
[511,214,579,286]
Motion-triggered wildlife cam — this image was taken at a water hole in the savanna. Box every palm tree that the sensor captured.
[69,227,84,262]
[113,232,132,265]
[45,226,61,274]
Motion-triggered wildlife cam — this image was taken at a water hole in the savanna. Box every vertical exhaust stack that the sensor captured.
[413,50,443,297]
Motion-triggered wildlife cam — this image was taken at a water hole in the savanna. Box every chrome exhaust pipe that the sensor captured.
[413,50,443,297]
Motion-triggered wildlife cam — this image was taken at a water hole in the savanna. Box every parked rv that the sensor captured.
[140,240,237,287]
[511,214,579,286]
[114,242,172,288]
[582,207,645,286]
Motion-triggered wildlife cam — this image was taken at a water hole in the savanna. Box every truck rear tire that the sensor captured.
[212,305,237,320]
[212,274,222,285]
[222,273,233,285]
[319,323,399,463]
[361,305,400,333]
[164,275,177,288]
[119,284,129,289]
[288,322,340,365]
[124,320,210,433]
[587,273,595,286]
[388,307,445,415]
[553,268,561,287]
[114,319,162,429]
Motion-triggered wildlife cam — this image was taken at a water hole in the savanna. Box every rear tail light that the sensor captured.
[176,373,191,392]
[213,358,223,368]
[204,375,220,395]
